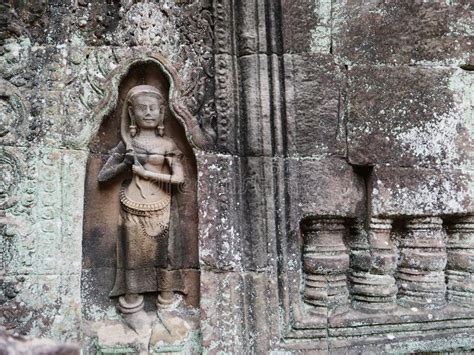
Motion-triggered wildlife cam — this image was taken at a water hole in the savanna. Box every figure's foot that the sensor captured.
[156,291,175,309]
[150,313,190,346]
[118,293,144,314]
[122,309,153,336]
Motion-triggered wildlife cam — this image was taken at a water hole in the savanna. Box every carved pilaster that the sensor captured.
[397,217,447,309]
[446,215,474,307]
[350,218,397,312]
[301,217,349,313]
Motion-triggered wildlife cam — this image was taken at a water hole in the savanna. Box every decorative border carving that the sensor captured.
[75,54,215,151]
[0,148,22,210]
[0,79,28,145]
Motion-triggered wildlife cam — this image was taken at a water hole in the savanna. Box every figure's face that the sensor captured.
[129,94,162,129]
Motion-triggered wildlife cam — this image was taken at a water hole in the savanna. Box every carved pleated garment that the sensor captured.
[109,182,184,297]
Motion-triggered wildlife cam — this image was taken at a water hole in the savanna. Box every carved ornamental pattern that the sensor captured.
[295,215,474,337]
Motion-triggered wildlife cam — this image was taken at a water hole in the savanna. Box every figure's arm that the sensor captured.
[132,160,184,185]
[97,143,132,183]
[132,148,184,185]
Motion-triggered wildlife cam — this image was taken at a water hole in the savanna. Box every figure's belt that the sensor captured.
[120,188,171,212]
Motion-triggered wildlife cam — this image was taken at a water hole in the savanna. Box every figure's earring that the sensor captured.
[156,106,165,137]
[157,124,164,137]
[129,124,137,137]
[129,112,137,137]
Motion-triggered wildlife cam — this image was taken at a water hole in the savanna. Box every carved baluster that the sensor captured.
[446,215,474,307]
[397,217,447,309]
[350,218,397,312]
[302,217,349,313]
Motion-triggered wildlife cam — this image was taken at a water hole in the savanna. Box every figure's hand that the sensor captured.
[132,165,149,180]
[124,151,134,165]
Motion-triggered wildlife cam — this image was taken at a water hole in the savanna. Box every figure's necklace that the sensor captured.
[132,138,165,153]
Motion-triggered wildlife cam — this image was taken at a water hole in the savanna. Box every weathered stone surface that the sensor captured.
[200,270,279,354]
[329,326,474,353]
[349,218,398,312]
[0,327,79,355]
[1,0,473,353]
[446,216,474,307]
[281,0,319,53]
[370,166,473,217]
[397,217,448,309]
[333,0,474,65]
[347,66,471,168]
[198,154,364,273]
[2,1,71,46]
[2,147,85,275]
[1,146,84,342]
[214,54,239,153]
[0,273,81,343]
[238,55,273,156]
[291,157,365,218]
[0,80,29,147]
[198,153,278,271]
[301,217,350,312]
[284,54,346,157]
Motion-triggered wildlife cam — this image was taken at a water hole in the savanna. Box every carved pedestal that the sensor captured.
[350,218,397,312]
[397,217,447,309]
[301,217,349,313]
[446,215,474,307]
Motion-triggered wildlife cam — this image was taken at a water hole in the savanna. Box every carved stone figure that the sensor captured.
[98,85,185,314]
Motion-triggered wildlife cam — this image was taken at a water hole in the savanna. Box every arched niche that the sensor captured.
[82,57,201,319]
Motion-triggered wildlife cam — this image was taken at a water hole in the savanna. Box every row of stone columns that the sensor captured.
[301,215,474,314]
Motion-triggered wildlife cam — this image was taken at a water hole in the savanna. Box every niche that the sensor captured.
[81,60,199,328]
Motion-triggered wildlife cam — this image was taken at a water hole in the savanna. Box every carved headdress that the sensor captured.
[120,85,166,152]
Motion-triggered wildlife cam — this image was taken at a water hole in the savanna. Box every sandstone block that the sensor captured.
[347,66,471,168]
[333,0,473,65]
[370,166,473,217]
[200,270,279,354]
[284,54,346,157]
[291,157,365,218]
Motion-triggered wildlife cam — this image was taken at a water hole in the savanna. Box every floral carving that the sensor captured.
[0,150,21,210]
[115,1,216,140]
[0,80,28,144]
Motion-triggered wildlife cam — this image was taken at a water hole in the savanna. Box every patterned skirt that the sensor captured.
[109,188,173,297]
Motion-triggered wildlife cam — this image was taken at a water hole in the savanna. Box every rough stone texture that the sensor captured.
[332,0,473,66]
[294,157,365,217]
[200,270,280,354]
[281,0,317,53]
[346,66,472,168]
[284,54,346,157]
[1,146,84,342]
[0,0,473,353]
[370,166,473,217]
[0,327,79,355]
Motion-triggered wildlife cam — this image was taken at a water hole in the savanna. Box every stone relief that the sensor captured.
[0,150,21,210]
[0,0,472,353]
[88,77,200,352]
[68,1,216,146]
[301,217,349,316]
[296,214,474,335]
[0,80,28,145]
[98,84,186,315]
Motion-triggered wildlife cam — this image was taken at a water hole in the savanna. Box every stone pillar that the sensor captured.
[301,217,349,313]
[350,218,397,312]
[446,215,474,307]
[397,217,447,309]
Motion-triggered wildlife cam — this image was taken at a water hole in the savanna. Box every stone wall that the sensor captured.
[0,0,472,353]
